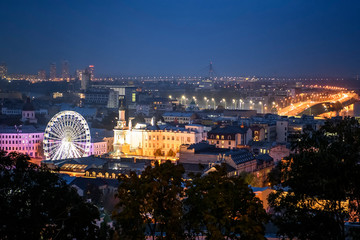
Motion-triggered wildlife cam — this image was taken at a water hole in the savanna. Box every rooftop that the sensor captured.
[0,124,45,134]
[208,125,249,134]
[163,112,195,117]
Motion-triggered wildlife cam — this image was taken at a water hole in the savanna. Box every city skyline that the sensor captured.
[1,1,360,77]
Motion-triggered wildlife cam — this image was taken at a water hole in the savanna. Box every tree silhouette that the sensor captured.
[154,148,163,158]
[268,118,360,240]
[0,151,100,240]
[184,164,268,239]
[113,161,185,239]
[167,149,176,158]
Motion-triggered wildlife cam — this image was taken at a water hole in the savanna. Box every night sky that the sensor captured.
[1,0,360,77]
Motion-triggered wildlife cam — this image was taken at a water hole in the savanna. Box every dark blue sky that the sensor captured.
[1,0,360,77]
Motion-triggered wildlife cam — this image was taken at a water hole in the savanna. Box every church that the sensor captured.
[113,107,205,158]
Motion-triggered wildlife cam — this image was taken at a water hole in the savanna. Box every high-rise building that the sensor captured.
[76,69,84,81]
[0,62,8,79]
[87,65,94,80]
[38,70,46,80]
[81,68,91,91]
[62,60,70,81]
[50,63,56,80]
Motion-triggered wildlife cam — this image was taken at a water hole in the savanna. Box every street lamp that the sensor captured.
[222,98,226,109]
[204,97,208,109]
[259,101,263,113]
[239,99,243,109]
[232,99,237,109]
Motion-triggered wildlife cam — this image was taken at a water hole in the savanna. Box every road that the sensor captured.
[278,92,358,116]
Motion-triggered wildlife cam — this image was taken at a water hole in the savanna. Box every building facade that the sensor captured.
[113,108,204,158]
[0,125,44,158]
[207,125,252,149]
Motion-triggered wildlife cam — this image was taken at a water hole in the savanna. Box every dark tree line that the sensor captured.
[0,151,100,240]
[268,117,360,240]
[112,161,268,240]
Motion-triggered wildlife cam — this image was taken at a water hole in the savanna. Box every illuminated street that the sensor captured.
[278,92,358,116]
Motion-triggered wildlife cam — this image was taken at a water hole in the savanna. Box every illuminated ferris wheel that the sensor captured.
[43,111,91,160]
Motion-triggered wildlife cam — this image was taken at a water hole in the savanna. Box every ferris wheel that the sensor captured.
[43,111,91,160]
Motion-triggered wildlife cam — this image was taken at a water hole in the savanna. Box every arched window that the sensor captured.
[228,135,231,140]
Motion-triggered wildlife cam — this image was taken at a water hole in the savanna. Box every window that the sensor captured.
[216,135,219,139]
[229,141,231,145]
[187,137,190,142]
[221,135,224,140]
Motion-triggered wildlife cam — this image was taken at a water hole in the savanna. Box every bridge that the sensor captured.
[278,92,358,117]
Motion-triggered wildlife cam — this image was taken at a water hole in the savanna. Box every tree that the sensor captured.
[85,182,103,206]
[113,171,145,240]
[183,164,268,240]
[113,161,185,239]
[268,118,360,240]
[167,149,176,158]
[0,151,100,239]
[154,148,163,158]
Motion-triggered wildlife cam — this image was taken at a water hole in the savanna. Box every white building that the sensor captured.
[276,120,288,143]
[113,108,205,158]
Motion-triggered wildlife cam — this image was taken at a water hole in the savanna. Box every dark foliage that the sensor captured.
[183,165,268,240]
[268,118,360,240]
[0,151,100,240]
[113,161,268,239]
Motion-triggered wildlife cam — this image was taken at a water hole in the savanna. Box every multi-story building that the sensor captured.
[207,125,252,149]
[90,141,107,156]
[113,108,204,158]
[76,69,84,81]
[0,62,7,79]
[84,89,109,105]
[81,69,91,90]
[62,60,70,81]
[38,70,46,81]
[0,125,44,158]
[276,120,288,143]
[91,85,138,107]
[107,90,119,109]
[21,98,37,124]
[84,88,119,108]
[50,63,56,80]
[163,112,197,124]
[87,65,94,80]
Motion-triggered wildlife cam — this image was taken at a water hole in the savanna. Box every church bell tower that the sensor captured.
[113,102,128,156]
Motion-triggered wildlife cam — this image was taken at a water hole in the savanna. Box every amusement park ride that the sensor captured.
[43,111,91,160]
